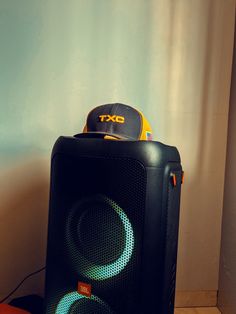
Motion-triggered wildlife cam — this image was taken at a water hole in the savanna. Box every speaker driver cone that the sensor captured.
[77,205,125,265]
[65,195,135,280]
[56,292,112,314]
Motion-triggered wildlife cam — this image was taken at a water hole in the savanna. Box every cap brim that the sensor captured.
[74,132,135,140]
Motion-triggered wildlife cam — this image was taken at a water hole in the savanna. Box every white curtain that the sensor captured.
[0,0,235,300]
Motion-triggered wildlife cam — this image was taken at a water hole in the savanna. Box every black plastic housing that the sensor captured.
[44,136,182,314]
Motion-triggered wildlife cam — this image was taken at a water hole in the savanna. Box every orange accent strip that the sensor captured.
[171,173,177,187]
[181,171,185,184]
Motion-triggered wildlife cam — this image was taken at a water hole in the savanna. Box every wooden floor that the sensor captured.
[175,308,221,314]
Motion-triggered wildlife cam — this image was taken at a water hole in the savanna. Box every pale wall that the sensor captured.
[218,21,236,314]
[0,0,235,302]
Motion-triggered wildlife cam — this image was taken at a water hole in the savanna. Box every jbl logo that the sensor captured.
[99,115,125,123]
[78,281,92,298]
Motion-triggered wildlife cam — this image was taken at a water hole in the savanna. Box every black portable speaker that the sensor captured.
[44,135,182,314]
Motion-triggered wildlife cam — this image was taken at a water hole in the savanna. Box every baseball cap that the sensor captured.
[81,103,153,141]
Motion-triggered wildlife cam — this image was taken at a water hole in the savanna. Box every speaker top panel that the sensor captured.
[52,136,180,167]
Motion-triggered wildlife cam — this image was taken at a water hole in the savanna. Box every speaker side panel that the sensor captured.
[140,162,182,314]
[161,163,182,313]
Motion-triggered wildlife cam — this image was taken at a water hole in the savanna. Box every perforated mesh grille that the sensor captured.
[45,155,147,313]
[65,195,135,280]
[55,292,113,314]
[69,299,111,314]
[74,201,125,264]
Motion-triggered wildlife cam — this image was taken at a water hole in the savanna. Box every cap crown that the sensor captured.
[84,103,153,141]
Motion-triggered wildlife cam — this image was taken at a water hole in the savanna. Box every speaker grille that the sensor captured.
[69,299,110,314]
[55,292,113,314]
[45,155,147,313]
[74,199,125,264]
[65,195,135,280]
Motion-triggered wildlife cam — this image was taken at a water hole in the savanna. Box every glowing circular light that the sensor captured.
[66,195,135,280]
[55,291,111,314]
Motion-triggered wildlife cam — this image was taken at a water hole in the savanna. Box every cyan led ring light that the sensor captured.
[56,291,112,314]
[66,195,135,280]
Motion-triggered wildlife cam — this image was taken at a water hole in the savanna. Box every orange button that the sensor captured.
[170,173,177,187]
